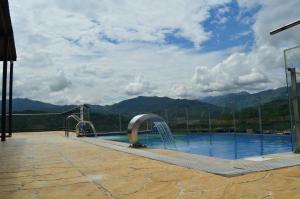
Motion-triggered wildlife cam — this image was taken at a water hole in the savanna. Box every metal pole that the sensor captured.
[1,62,8,142]
[232,99,237,132]
[64,117,67,136]
[284,50,294,130]
[80,105,84,121]
[165,109,169,124]
[208,111,212,145]
[8,61,13,137]
[288,68,300,152]
[258,103,264,155]
[270,19,300,35]
[233,110,236,132]
[258,105,263,133]
[234,132,238,159]
[146,121,149,131]
[232,102,237,158]
[208,111,212,132]
[185,108,189,131]
[87,108,90,121]
[119,112,122,133]
[1,38,8,142]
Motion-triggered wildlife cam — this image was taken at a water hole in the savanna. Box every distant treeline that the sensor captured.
[1,98,292,134]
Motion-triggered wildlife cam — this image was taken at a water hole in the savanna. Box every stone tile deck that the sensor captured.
[85,138,300,176]
[1,131,300,199]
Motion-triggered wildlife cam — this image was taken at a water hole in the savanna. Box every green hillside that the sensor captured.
[0,96,293,133]
[105,96,224,119]
[201,86,291,109]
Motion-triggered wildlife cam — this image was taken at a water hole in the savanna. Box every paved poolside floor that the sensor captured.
[1,131,300,199]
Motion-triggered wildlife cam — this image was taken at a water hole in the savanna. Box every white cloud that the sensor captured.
[236,0,260,10]
[230,30,251,40]
[192,0,300,97]
[125,75,155,96]
[9,0,232,104]
[211,4,231,25]
[253,0,300,48]
[193,47,274,94]
[50,72,72,92]
[7,0,300,105]
[173,85,196,99]
[236,69,268,86]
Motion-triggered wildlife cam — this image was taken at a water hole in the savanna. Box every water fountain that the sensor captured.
[64,105,96,137]
[127,113,176,148]
[153,121,176,149]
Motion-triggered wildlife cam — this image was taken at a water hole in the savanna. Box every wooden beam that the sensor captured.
[0,0,17,61]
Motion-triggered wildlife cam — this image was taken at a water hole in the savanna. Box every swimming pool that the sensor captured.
[97,132,293,160]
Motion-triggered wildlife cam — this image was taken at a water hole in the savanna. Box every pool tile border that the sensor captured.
[78,138,300,177]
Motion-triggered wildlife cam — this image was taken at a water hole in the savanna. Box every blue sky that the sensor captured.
[164,1,259,52]
[202,1,258,52]
[8,0,300,105]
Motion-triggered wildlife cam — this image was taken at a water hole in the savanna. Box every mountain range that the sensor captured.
[201,86,290,109]
[2,84,291,115]
[1,85,293,132]
[7,97,221,120]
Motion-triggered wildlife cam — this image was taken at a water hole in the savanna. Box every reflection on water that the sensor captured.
[97,132,293,160]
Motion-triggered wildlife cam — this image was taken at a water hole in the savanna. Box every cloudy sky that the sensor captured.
[7,0,300,105]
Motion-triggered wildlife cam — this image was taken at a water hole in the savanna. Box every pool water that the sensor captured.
[97,132,293,160]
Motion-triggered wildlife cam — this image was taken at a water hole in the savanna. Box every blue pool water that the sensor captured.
[97,132,293,160]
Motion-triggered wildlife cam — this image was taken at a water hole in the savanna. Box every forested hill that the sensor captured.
[201,86,291,109]
[2,96,223,119]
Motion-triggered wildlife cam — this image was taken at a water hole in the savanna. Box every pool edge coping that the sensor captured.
[76,137,300,177]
